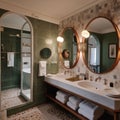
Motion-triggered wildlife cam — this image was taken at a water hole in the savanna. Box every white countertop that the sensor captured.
[45,73,120,111]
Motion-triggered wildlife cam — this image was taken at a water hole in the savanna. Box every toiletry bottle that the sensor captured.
[85,70,89,80]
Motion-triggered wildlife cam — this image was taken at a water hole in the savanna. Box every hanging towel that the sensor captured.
[38,61,47,76]
[64,60,70,68]
[7,52,14,67]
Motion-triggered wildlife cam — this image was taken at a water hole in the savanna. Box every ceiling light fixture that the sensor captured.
[81,30,90,38]
[57,36,64,43]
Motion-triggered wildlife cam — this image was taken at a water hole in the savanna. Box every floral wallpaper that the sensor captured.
[58,0,120,86]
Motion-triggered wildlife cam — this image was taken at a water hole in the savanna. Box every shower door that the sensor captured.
[20,22,32,101]
[0,12,33,110]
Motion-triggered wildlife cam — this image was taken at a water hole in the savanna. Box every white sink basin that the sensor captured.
[77,81,120,98]
[77,81,106,91]
[103,88,120,98]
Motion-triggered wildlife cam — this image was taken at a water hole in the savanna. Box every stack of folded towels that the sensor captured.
[56,90,69,104]
[67,96,83,111]
[78,100,104,120]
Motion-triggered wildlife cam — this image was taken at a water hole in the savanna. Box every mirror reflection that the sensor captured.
[0,12,33,110]
[61,27,79,68]
[62,49,70,59]
[84,17,119,73]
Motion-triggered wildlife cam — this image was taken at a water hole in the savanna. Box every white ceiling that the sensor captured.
[0,0,104,24]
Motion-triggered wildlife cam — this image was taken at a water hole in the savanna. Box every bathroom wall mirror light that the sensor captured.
[60,27,80,68]
[0,12,33,110]
[40,48,51,59]
[83,16,119,74]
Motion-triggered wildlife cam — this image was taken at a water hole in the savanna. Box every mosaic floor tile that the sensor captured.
[1,88,26,110]
[38,102,79,120]
[8,107,47,120]
[1,88,20,100]
[7,102,113,120]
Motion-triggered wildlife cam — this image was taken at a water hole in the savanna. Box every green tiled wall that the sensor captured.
[1,27,21,90]
[0,9,59,115]
[101,32,118,72]
[29,17,59,104]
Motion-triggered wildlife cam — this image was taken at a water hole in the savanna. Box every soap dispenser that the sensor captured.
[85,70,89,80]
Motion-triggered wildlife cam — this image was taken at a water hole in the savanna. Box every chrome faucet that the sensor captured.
[64,70,69,75]
[95,76,101,82]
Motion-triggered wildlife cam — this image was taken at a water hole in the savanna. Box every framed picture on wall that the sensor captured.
[109,44,116,58]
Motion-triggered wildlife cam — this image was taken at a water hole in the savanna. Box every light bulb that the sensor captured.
[81,30,90,38]
[57,36,64,43]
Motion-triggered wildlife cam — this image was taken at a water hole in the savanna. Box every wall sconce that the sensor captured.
[81,30,90,38]
[57,36,64,53]
[57,36,64,43]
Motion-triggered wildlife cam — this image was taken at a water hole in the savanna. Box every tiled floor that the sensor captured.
[38,103,79,120]
[7,102,114,120]
[7,102,79,120]
[1,88,26,110]
[7,107,46,120]
[1,89,114,120]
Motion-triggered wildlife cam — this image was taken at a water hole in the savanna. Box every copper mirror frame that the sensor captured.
[59,27,80,69]
[82,16,120,74]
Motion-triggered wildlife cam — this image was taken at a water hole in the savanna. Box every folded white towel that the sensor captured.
[67,101,79,110]
[78,108,104,120]
[78,108,94,120]
[79,100,88,107]
[79,100,104,115]
[56,91,69,99]
[56,95,68,104]
[69,96,83,106]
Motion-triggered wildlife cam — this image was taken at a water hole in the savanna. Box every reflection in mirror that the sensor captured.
[83,17,119,73]
[0,12,33,110]
[62,49,70,59]
[61,27,79,68]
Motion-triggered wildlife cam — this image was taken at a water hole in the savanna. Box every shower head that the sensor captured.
[9,34,21,38]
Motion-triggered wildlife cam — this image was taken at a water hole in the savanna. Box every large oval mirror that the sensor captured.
[0,12,33,110]
[60,27,80,68]
[83,17,119,74]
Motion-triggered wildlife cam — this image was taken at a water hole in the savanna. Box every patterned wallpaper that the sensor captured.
[58,0,120,86]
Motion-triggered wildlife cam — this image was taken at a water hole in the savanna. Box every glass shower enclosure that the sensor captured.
[20,22,32,101]
[0,12,33,110]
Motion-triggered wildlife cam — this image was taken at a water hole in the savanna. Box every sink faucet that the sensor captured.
[95,76,101,82]
[104,79,108,85]
[64,70,69,75]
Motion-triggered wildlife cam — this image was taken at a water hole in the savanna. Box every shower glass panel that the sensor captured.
[21,22,31,100]
[0,12,33,110]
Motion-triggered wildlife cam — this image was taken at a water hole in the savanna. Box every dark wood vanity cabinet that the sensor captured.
[44,81,120,120]
[45,82,88,120]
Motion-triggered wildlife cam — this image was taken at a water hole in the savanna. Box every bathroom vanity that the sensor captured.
[45,74,120,120]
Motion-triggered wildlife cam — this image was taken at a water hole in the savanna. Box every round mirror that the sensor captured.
[40,48,51,59]
[83,17,119,74]
[60,27,80,68]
